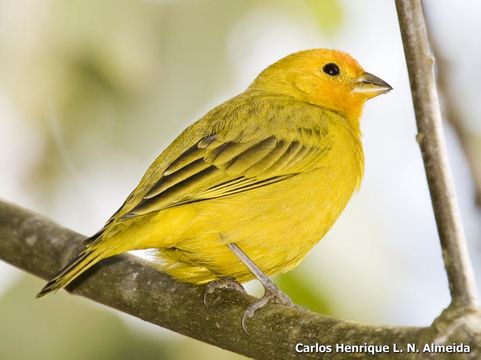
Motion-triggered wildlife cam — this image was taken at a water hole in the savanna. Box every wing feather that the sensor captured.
[123,129,330,218]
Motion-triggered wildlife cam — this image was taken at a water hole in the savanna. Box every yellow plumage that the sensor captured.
[38,49,391,297]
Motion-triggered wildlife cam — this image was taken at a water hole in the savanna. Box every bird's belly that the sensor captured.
[152,158,361,284]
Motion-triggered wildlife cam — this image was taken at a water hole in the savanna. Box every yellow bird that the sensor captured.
[38,49,391,328]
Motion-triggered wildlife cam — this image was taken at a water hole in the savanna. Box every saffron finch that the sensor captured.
[38,49,391,328]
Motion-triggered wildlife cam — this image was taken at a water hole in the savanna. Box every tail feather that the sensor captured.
[36,247,103,298]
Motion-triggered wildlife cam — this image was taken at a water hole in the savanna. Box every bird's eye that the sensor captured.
[322,63,340,76]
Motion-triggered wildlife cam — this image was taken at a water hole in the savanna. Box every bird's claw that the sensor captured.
[203,277,246,305]
[203,276,293,335]
[241,287,293,334]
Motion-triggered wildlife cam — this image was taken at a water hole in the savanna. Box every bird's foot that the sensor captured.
[241,284,293,334]
[203,277,246,305]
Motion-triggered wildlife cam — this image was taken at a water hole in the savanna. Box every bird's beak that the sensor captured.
[353,72,392,98]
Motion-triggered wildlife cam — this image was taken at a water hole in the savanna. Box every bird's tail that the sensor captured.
[36,245,104,298]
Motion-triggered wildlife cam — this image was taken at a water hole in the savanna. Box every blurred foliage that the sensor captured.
[305,0,344,33]
[0,275,246,360]
[277,271,332,315]
[1,0,254,203]
[0,276,172,360]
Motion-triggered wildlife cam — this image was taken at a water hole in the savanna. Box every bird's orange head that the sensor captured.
[249,49,392,123]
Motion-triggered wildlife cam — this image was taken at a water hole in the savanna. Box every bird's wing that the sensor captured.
[122,130,331,218]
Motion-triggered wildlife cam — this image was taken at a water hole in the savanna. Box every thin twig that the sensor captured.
[423,13,481,208]
[2,200,481,359]
[395,0,478,309]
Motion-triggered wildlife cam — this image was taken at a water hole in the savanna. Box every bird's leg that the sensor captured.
[226,243,293,332]
[203,277,246,305]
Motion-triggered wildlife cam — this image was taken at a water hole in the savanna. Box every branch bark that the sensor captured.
[395,0,478,309]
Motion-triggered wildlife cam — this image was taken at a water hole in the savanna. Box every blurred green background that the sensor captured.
[1,0,480,359]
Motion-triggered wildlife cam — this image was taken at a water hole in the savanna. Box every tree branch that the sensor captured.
[424,15,481,208]
[436,58,481,208]
[395,0,478,309]
[1,200,480,358]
